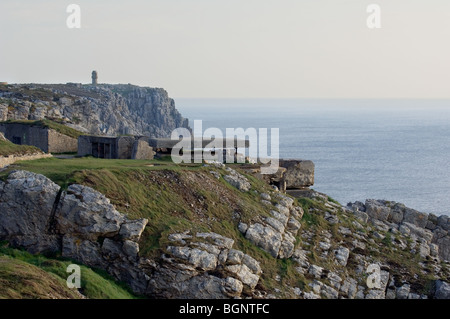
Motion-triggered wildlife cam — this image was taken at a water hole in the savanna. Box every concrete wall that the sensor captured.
[0,153,52,169]
[0,124,78,154]
[279,159,315,188]
[47,129,78,153]
[131,138,155,160]
[77,135,92,157]
[78,135,119,159]
[78,135,155,160]
[0,124,49,152]
[116,136,135,159]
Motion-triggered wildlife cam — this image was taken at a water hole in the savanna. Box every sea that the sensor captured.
[175,99,450,216]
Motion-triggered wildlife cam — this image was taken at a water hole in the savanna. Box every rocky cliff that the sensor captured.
[0,83,189,137]
[0,166,449,299]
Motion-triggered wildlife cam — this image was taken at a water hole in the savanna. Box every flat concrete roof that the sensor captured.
[148,137,250,149]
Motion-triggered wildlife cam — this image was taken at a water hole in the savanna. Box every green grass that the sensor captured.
[382,232,393,248]
[0,119,83,139]
[0,139,42,157]
[0,256,82,299]
[327,196,340,205]
[297,197,327,212]
[0,157,182,187]
[0,242,138,299]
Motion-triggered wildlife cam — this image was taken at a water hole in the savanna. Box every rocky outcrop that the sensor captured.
[0,170,61,253]
[148,232,262,298]
[434,280,450,299]
[239,193,304,259]
[0,84,189,137]
[0,170,262,299]
[0,169,448,299]
[223,167,251,192]
[346,199,450,262]
[0,170,149,294]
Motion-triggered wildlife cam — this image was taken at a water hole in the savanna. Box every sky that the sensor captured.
[1,0,450,98]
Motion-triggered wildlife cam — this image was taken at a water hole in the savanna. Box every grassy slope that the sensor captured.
[1,157,445,297]
[0,256,82,299]
[0,119,83,139]
[0,139,42,157]
[0,157,307,294]
[0,242,138,299]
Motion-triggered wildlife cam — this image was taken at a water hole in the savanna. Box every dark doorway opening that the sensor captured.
[12,136,22,145]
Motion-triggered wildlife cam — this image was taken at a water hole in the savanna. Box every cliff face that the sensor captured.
[0,83,189,137]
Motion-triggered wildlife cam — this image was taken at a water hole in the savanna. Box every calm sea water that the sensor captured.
[175,99,450,216]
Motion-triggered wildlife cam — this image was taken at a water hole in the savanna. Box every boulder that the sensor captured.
[434,280,450,299]
[275,193,295,208]
[334,247,350,267]
[122,240,140,258]
[327,272,342,289]
[389,203,405,224]
[189,248,218,270]
[308,264,323,279]
[56,184,125,240]
[102,238,124,260]
[223,171,251,192]
[303,292,321,299]
[340,278,358,299]
[321,284,339,299]
[119,218,148,241]
[418,241,431,258]
[401,222,433,243]
[354,211,369,224]
[222,277,244,297]
[270,210,289,226]
[347,201,366,212]
[435,236,450,262]
[226,264,259,289]
[226,249,244,265]
[0,170,61,253]
[265,217,285,233]
[274,204,290,216]
[365,199,390,222]
[196,232,234,250]
[242,254,262,275]
[403,208,428,228]
[396,284,410,299]
[365,289,385,299]
[62,235,106,269]
[245,223,282,258]
[437,215,450,232]
[279,237,295,259]
[279,159,314,188]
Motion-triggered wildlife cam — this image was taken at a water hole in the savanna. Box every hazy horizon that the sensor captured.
[2,0,450,99]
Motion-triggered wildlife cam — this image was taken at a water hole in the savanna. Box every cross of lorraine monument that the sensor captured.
[92,70,98,85]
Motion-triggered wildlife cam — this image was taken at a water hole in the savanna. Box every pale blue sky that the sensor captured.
[1,0,450,98]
